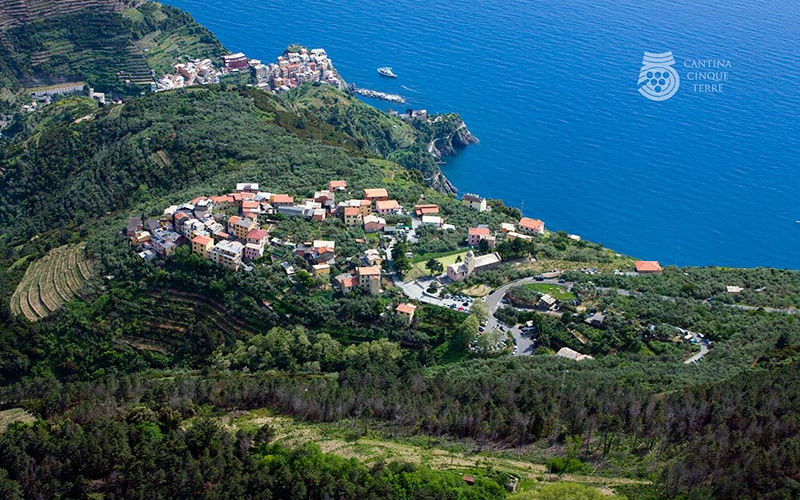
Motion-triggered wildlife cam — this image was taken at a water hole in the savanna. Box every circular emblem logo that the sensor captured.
[638,51,680,101]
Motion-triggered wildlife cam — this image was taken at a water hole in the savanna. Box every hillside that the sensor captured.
[284,83,477,191]
[0,6,798,500]
[0,0,225,95]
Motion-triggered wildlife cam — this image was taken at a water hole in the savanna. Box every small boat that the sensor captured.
[378,67,397,78]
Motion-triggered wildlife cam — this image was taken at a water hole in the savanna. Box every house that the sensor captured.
[726,285,744,294]
[357,199,372,217]
[414,204,439,217]
[242,200,260,214]
[500,223,516,233]
[231,217,256,240]
[183,219,206,239]
[244,243,265,261]
[375,199,402,215]
[312,240,336,264]
[210,240,244,270]
[357,266,381,295]
[281,261,296,276]
[138,249,156,262]
[312,208,326,221]
[363,214,386,233]
[278,205,310,218]
[421,215,442,227]
[246,228,269,246]
[191,234,215,258]
[343,207,362,226]
[270,194,294,208]
[585,312,606,327]
[462,193,487,212]
[396,303,417,324]
[126,217,143,237]
[312,263,331,277]
[328,180,348,191]
[506,231,533,241]
[210,195,234,208]
[130,231,152,246]
[338,199,371,217]
[556,347,594,362]
[635,261,662,273]
[467,227,494,247]
[194,198,213,217]
[364,188,389,204]
[313,190,335,206]
[362,248,382,266]
[518,217,545,235]
[223,53,249,70]
[446,251,502,281]
[537,294,558,310]
[236,182,260,192]
[335,273,358,294]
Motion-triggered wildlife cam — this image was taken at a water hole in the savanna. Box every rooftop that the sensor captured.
[519,217,544,231]
[358,265,381,276]
[469,227,491,236]
[376,199,401,210]
[191,235,213,245]
[635,260,662,272]
[364,188,388,198]
[396,303,417,315]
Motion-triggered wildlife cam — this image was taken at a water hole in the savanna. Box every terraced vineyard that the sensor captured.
[115,289,261,354]
[9,243,94,321]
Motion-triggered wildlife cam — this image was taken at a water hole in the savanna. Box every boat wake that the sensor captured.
[401,85,419,93]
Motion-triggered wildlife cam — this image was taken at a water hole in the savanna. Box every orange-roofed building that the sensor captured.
[635,261,662,273]
[328,180,348,191]
[414,204,439,216]
[343,207,362,226]
[191,235,214,258]
[270,194,294,207]
[364,188,389,202]
[232,192,255,203]
[210,195,234,208]
[242,200,259,211]
[467,227,492,246]
[357,265,381,295]
[336,274,358,294]
[396,303,417,324]
[247,228,269,245]
[518,217,545,235]
[375,199,402,215]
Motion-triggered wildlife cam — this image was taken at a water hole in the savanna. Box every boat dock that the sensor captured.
[348,84,405,103]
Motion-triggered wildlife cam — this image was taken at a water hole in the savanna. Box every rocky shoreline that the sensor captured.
[426,119,479,194]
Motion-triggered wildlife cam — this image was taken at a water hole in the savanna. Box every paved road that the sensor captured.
[673,326,710,364]
[484,277,570,357]
[684,339,710,364]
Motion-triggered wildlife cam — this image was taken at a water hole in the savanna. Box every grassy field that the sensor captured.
[406,249,470,280]
[223,410,649,497]
[524,283,576,301]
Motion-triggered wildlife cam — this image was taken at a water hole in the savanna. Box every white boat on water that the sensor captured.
[378,67,397,78]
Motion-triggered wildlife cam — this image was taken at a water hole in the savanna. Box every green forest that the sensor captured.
[0,2,799,499]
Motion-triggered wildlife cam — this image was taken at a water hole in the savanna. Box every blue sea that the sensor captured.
[166,0,800,269]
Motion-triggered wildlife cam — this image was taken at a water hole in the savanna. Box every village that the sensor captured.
[156,46,342,93]
[126,180,564,323]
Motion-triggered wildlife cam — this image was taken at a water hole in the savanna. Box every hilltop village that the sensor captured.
[127,182,560,310]
[156,46,342,93]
